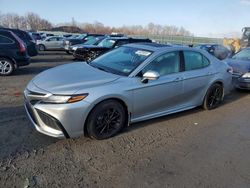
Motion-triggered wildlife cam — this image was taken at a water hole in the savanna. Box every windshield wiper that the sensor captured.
[90,64,110,73]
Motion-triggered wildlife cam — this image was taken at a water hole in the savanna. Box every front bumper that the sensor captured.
[232,75,250,90]
[64,44,70,51]
[24,88,92,138]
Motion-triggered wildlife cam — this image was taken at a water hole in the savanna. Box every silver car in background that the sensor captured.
[24,43,232,139]
[37,36,65,51]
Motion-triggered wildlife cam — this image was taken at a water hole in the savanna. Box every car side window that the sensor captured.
[48,37,56,41]
[142,51,180,76]
[184,51,210,71]
[0,35,14,44]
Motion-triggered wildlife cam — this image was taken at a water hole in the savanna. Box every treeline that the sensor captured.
[0,12,52,31]
[0,12,192,36]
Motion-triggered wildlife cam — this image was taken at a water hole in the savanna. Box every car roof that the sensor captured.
[0,29,13,35]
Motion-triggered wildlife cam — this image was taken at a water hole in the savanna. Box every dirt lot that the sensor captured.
[0,51,250,188]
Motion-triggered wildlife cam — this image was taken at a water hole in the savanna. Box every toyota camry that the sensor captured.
[24,43,232,139]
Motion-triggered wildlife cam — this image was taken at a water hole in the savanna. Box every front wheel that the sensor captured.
[0,58,15,76]
[66,50,72,55]
[203,83,224,110]
[86,100,126,139]
[38,44,45,51]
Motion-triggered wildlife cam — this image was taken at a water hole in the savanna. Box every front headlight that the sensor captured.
[42,94,88,104]
[242,73,250,78]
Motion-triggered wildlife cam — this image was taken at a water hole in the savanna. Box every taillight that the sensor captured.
[10,31,26,53]
[19,42,26,53]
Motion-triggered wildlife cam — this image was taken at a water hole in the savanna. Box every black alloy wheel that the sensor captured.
[86,100,126,139]
[203,83,224,110]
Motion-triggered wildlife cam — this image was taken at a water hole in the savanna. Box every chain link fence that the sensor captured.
[129,34,223,45]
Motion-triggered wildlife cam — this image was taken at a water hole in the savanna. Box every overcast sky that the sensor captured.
[1,0,250,37]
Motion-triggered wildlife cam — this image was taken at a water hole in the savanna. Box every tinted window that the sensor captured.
[57,37,64,41]
[47,37,57,41]
[0,35,14,44]
[142,52,180,76]
[13,30,33,41]
[97,38,117,48]
[184,51,210,71]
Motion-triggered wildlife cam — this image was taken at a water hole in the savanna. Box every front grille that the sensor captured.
[36,110,61,131]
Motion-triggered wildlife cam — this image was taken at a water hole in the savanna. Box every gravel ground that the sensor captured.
[0,51,250,188]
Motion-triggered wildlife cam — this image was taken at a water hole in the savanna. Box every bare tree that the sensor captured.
[0,12,191,36]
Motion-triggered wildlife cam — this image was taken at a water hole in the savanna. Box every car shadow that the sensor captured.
[13,66,55,75]
[122,89,249,134]
[37,51,69,56]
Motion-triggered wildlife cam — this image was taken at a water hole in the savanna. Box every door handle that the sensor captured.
[207,72,212,75]
[173,77,183,82]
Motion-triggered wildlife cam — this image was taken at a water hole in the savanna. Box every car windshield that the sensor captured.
[76,34,87,39]
[97,38,117,48]
[90,46,152,76]
[84,36,102,45]
[232,49,250,60]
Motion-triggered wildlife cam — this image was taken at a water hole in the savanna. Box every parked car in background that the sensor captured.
[29,32,42,42]
[73,37,152,62]
[225,48,250,90]
[40,33,55,40]
[68,36,106,54]
[63,34,104,54]
[37,36,65,51]
[24,43,232,139]
[0,29,30,75]
[63,34,73,38]
[0,28,38,57]
[195,44,232,60]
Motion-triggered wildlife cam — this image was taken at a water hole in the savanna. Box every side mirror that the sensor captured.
[141,70,160,83]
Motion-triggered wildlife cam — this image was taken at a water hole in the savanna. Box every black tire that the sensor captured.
[0,58,15,76]
[86,100,126,140]
[39,44,45,51]
[203,83,224,110]
[66,50,72,55]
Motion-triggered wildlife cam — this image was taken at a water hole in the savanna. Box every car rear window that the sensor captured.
[184,51,210,71]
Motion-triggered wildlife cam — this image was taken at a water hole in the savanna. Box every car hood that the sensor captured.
[31,62,120,95]
[72,44,95,48]
[78,45,110,50]
[224,58,250,74]
[71,44,96,50]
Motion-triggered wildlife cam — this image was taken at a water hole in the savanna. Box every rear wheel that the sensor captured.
[66,50,72,55]
[0,58,14,76]
[203,83,224,110]
[86,100,126,140]
[39,44,45,51]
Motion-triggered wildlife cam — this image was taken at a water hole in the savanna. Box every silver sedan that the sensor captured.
[37,36,65,51]
[24,43,232,139]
